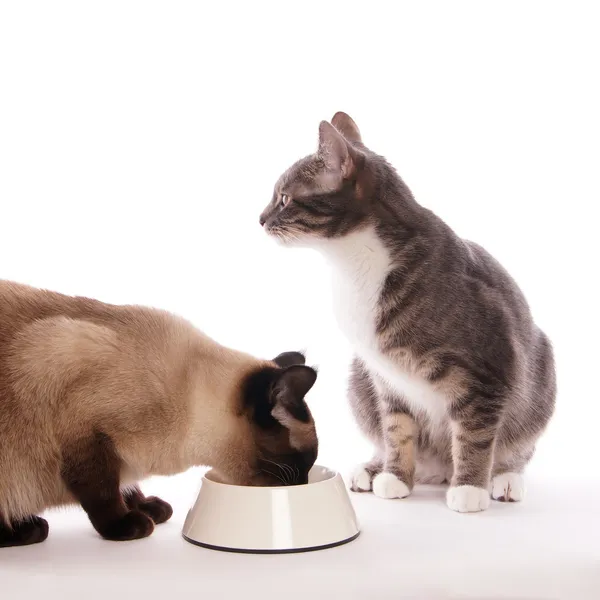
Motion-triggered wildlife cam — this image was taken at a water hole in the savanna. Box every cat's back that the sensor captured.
[0,279,115,338]
[458,238,535,335]
[0,279,197,417]
[0,278,191,344]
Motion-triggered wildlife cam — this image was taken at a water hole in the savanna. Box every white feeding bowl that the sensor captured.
[182,465,360,553]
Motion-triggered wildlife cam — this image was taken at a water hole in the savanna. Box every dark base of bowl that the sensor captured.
[182,531,360,554]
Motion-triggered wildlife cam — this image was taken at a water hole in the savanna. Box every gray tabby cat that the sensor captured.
[259,112,556,513]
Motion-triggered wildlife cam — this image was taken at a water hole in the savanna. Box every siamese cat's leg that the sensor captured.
[61,431,155,541]
[124,486,173,525]
[0,514,49,547]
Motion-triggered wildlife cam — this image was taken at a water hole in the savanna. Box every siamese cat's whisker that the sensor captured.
[280,462,297,483]
[260,469,287,486]
[261,457,286,471]
[260,458,293,484]
[260,457,305,486]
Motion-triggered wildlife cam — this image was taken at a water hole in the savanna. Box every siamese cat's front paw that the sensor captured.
[372,472,411,499]
[447,485,490,513]
[0,515,49,547]
[101,510,155,541]
[138,496,173,524]
[123,487,173,524]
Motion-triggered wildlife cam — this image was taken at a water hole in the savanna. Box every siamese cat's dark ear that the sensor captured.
[245,365,316,430]
[318,121,356,179]
[273,351,306,369]
[270,365,317,425]
[331,111,362,144]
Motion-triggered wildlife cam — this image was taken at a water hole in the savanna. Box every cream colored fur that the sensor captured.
[0,280,281,521]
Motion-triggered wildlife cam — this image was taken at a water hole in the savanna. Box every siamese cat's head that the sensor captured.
[226,351,319,487]
[259,111,376,245]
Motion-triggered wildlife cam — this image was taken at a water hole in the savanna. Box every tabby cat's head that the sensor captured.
[259,112,377,244]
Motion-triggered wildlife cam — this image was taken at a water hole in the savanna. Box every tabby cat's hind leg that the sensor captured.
[0,515,49,548]
[490,472,525,502]
[490,446,531,502]
[348,357,385,493]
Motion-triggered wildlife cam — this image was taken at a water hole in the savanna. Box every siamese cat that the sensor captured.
[0,279,318,546]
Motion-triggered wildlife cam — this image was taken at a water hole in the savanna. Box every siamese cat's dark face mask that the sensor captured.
[230,351,319,487]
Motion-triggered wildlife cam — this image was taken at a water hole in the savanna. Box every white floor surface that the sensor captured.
[2,475,599,600]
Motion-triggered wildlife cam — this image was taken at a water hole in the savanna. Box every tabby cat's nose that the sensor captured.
[259,215,266,226]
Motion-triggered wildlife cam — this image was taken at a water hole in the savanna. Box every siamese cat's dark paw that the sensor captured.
[137,496,173,524]
[124,487,173,525]
[100,510,155,541]
[0,515,49,547]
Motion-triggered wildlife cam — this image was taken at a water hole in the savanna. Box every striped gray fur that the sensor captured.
[260,112,556,512]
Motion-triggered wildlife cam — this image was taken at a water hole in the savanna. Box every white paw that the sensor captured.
[446,485,490,513]
[350,465,373,492]
[491,472,525,502]
[372,472,411,499]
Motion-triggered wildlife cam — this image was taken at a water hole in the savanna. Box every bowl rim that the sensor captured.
[201,464,339,491]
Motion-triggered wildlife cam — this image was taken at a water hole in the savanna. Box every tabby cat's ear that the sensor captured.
[273,351,306,369]
[331,111,362,144]
[318,121,356,179]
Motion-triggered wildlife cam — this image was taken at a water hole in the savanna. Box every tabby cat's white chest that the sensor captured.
[323,229,391,350]
[317,228,448,428]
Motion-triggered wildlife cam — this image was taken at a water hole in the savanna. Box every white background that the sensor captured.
[1,2,599,598]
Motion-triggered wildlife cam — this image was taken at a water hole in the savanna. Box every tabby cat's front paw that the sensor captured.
[372,472,411,499]
[446,485,490,513]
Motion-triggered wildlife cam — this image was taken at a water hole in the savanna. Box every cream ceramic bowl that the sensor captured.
[182,465,360,553]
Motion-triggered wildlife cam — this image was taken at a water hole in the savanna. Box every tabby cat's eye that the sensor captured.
[280,194,290,207]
